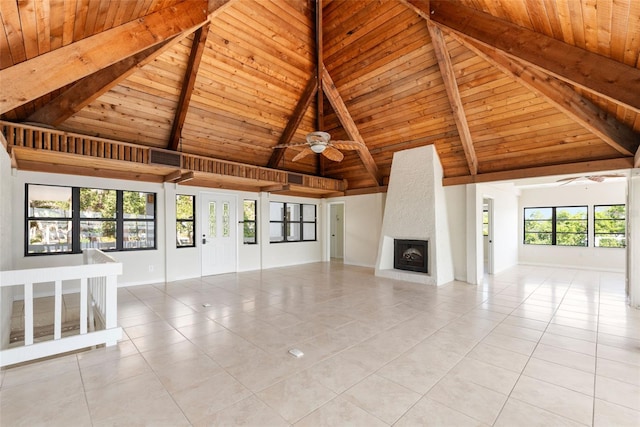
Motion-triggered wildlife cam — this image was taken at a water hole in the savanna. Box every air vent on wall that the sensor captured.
[149,148,181,167]
[287,173,303,185]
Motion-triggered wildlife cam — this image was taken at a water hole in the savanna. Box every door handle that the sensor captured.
[202,234,207,244]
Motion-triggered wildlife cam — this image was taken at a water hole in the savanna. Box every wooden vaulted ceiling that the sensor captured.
[1,0,639,196]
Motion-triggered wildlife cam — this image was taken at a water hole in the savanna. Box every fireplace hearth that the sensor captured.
[394,239,428,274]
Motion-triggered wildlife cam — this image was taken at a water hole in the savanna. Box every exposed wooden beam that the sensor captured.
[0,0,208,114]
[169,24,211,151]
[267,75,318,168]
[164,170,183,182]
[321,68,382,185]
[26,38,178,126]
[261,184,290,192]
[636,147,640,169]
[175,171,195,183]
[427,22,477,175]
[442,158,634,186]
[423,0,640,113]
[442,30,639,158]
[316,0,326,176]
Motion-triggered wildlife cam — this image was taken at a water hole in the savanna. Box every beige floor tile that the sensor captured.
[123,319,174,339]
[524,357,595,395]
[193,395,288,427]
[152,353,223,393]
[86,371,190,426]
[533,343,596,373]
[467,342,530,373]
[376,351,450,394]
[595,375,640,411]
[594,398,640,427]
[596,357,640,386]
[597,343,640,366]
[80,353,151,391]
[449,357,520,394]
[170,370,252,423]
[76,339,139,368]
[342,373,422,424]
[540,332,596,356]
[257,370,337,424]
[481,331,538,355]
[0,370,90,426]
[305,354,374,394]
[492,322,545,342]
[495,398,588,427]
[510,375,593,425]
[1,353,79,388]
[545,323,597,342]
[426,374,508,425]
[225,351,296,392]
[395,396,487,427]
[295,396,388,427]
[130,328,187,352]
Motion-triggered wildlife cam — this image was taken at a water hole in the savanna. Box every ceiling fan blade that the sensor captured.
[331,140,364,151]
[273,142,308,149]
[322,146,344,162]
[292,147,314,162]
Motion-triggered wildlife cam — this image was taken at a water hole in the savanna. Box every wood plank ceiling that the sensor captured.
[1,0,639,195]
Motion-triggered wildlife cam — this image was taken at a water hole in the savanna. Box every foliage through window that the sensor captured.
[482,209,489,237]
[176,195,195,248]
[269,202,316,243]
[243,200,257,244]
[524,206,587,246]
[26,184,156,255]
[594,205,626,248]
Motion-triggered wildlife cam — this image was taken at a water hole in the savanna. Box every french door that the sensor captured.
[200,193,237,276]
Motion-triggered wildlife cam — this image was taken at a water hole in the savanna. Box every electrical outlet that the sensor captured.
[148,265,154,272]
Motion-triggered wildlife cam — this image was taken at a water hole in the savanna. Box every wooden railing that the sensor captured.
[1,121,347,193]
[0,249,122,367]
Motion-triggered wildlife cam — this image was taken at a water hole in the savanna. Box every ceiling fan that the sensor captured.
[275,131,363,162]
[556,174,625,185]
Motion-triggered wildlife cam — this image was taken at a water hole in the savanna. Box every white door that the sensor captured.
[201,193,237,276]
[330,203,344,259]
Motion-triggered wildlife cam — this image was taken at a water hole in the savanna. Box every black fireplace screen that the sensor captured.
[394,239,428,273]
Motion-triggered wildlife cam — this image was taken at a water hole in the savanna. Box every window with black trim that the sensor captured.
[269,202,316,243]
[242,200,257,244]
[176,194,195,248]
[482,209,489,237]
[594,205,626,248]
[26,184,156,255]
[524,206,587,246]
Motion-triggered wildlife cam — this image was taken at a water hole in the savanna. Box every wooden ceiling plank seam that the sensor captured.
[428,22,477,175]
[443,28,639,157]
[321,67,381,185]
[624,0,640,67]
[443,157,634,186]
[26,34,186,126]
[0,0,209,114]
[267,74,318,168]
[524,0,553,36]
[0,0,27,65]
[169,23,210,151]
[18,0,40,59]
[72,0,90,41]
[34,0,51,55]
[427,0,640,113]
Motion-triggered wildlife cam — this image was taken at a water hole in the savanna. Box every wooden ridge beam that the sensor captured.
[442,30,639,158]
[267,74,318,168]
[427,22,477,175]
[316,0,326,177]
[321,68,382,186]
[26,38,179,126]
[169,24,210,151]
[0,0,208,114]
[443,158,634,186]
[421,0,640,113]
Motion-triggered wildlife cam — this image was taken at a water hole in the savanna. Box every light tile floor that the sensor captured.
[1,263,640,426]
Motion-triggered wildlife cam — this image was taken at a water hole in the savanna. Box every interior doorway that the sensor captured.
[329,203,345,260]
[483,198,494,275]
[200,193,237,276]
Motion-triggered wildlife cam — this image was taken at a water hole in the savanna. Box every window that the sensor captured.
[269,202,316,243]
[242,200,257,244]
[176,195,195,247]
[26,184,156,255]
[594,205,626,248]
[482,209,489,237]
[524,206,587,246]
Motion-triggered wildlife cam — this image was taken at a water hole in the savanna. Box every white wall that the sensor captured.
[444,185,467,281]
[325,193,385,268]
[519,181,626,272]
[0,143,13,349]
[628,170,640,307]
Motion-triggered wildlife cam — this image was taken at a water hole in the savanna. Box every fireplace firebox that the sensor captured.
[394,239,428,273]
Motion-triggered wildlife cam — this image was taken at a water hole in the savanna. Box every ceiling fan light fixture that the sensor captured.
[310,143,327,153]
